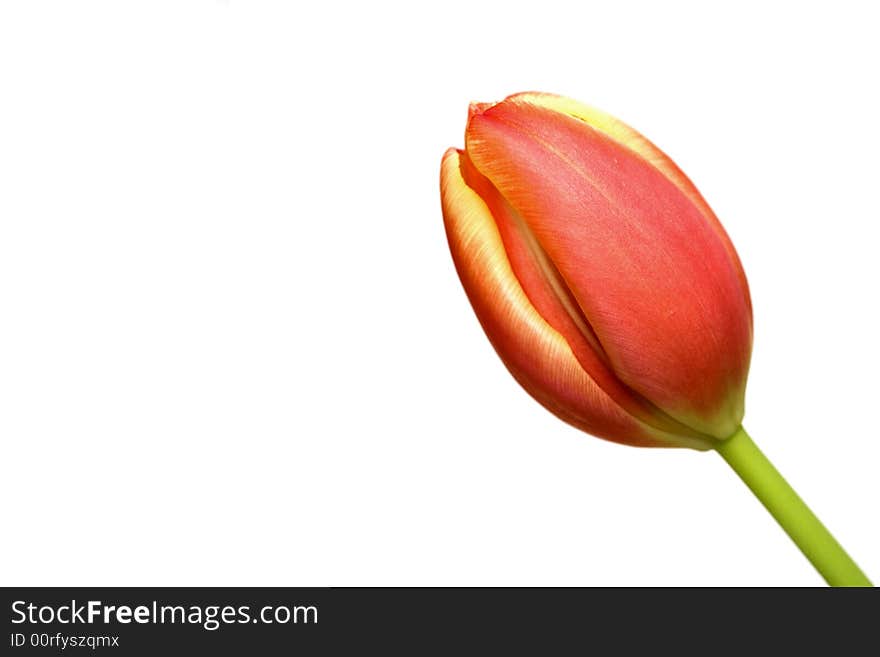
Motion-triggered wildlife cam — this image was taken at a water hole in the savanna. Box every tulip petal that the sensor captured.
[507,91,751,317]
[465,99,751,438]
[441,148,712,449]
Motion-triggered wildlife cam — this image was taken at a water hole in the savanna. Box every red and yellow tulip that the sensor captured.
[440,92,871,586]
[441,92,752,450]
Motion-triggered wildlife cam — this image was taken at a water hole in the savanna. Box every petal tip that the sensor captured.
[468,101,497,121]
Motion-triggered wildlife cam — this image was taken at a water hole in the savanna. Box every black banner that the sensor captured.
[1,587,875,654]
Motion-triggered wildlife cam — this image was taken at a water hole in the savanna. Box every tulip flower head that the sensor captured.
[441,92,753,450]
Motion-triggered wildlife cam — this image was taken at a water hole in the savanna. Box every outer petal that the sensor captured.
[465,98,751,439]
[440,147,712,450]
[506,91,752,321]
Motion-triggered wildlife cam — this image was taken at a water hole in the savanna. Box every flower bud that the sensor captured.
[441,92,752,449]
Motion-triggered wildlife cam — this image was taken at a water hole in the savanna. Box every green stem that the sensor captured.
[716,426,872,587]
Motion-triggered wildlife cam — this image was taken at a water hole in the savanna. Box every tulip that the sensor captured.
[442,92,751,449]
[440,92,871,586]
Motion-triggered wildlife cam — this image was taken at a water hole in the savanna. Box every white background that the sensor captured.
[1,1,878,586]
